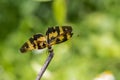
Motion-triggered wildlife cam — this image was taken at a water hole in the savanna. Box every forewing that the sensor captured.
[20,33,47,53]
[46,26,73,45]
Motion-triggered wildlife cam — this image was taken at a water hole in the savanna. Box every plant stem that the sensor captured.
[36,50,54,80]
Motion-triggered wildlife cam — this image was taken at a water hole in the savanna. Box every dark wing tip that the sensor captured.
[20,47,26,53]
[19,42,28,53]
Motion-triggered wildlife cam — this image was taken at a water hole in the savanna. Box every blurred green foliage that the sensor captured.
[0,0,120,80]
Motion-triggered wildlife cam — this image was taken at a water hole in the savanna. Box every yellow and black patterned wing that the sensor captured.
[20,33,47,53]
[46,26,73,45]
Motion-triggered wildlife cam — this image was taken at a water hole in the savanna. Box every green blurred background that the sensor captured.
[0,0,120,80]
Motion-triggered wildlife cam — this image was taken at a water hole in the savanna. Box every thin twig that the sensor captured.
[36,50,54,80]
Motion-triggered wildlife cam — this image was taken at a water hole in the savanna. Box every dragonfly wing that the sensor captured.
[46,26,73,45]
[20,33,47,53]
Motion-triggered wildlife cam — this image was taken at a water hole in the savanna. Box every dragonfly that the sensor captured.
[20,26,73,53]
[20,26,73,80]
